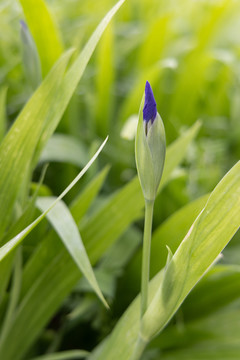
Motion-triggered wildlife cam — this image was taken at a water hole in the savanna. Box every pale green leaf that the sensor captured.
[158,300,240,359]
[20,19,42,89]
[0,255,14,305]
[0,50,72,238]
[0,86,7,142]
[0,137,108,264]
[39,134,88,167]
[19,0,64,77]
[153,265,240,351]
[70,166,110,223]
[36,197,108,308]
[95,25,114,136]
[142,161,240,340]
[0,249,22,346]
[31,350,89,360]
[160,121,201,187]
[182,265,240,321]
[160,347,240,360]
[138,15,172,68]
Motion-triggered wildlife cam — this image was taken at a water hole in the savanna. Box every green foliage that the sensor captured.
[31,350,89,360]
[36,197,108,308]
[0,0,239,359]
[19,0,64,77]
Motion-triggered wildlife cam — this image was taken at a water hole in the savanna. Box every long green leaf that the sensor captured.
[89,161,240,360]
[142,160,240,341]
[31,350,89,360]
[0,249,22,346]
[95,25,114,136]
[152,265,240,351]
[36,197,108,308]
[158,300,240,359]
[19,0,64,76]
[181,265,240,321]
[70,166,110,223]
[0,86,7,142]
[0,50,72,239]
[160,347,240,360]
[0,137,107,264]
[0,255,14,305]
[34,0,127,166]
[39,134,88,167]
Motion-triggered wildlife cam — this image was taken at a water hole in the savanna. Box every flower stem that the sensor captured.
[141,199,154,318]
[130,200,154,360]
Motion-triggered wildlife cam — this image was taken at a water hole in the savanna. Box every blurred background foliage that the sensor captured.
[0,0,240,358]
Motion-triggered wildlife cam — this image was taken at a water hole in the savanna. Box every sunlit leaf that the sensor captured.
[0,137,107,264]
[39,134,88,167]
[19,0,64,76]
[36,197,108,308]
[31,350,89,360]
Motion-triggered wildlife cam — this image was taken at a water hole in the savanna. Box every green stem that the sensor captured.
[141,199,154,318]
[130,199,154,360]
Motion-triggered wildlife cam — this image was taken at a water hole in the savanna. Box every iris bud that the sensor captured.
[135,81,166,201]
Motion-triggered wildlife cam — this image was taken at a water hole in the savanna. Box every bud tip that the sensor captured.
[143,81,157,123]
[20,20,27,30]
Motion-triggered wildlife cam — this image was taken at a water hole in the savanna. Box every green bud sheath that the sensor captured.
[135,82,166,201]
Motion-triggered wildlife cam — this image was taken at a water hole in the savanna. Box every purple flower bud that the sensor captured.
[20,20,28,31]
[143,81,157,124]
[20,19,42,89]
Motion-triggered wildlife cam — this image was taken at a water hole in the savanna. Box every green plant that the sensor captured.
[0,0,240,359]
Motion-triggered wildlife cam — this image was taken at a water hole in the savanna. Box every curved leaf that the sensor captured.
[0,137,108,264]
[89,161,240,359]
[36,197,108,308]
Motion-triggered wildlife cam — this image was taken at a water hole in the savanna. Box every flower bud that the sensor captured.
[20,20,42,90]
[135,81,166,201]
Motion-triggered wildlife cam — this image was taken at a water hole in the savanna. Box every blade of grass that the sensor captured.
[36,197,108,308]
[0,137,108,263]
